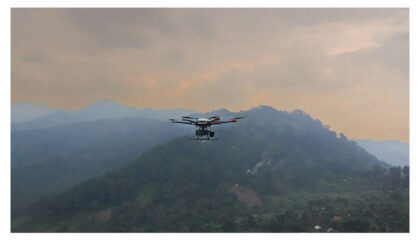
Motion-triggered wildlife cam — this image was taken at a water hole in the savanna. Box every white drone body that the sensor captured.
[170,115,245,140]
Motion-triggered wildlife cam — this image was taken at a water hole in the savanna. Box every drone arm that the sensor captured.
[170,119,195,125]
[209,116,246,125]
[209,120,236,125]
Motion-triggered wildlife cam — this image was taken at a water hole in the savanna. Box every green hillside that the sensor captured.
[11,117,189,217]
[12,107,409,232]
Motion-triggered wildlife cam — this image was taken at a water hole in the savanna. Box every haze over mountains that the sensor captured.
[353,139,409,167]
[11,100,409,167]
[12,105,409,232]
[11,102,58,123]
[10,8,409,232]
[11,101,409,232]
[11,117,190,216]
[11,99,197,131]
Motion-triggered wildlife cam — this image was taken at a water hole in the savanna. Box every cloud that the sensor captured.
[11,8,409,142]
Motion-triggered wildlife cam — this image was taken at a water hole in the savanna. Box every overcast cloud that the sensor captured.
[11,8,409,142]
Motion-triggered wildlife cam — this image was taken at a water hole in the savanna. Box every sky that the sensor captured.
[11,8,409,142]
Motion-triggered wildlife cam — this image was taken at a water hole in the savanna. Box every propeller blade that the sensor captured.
[232,116,246,120]
[208,116,221,121]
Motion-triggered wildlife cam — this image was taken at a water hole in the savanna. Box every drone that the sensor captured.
[170,115,246,140]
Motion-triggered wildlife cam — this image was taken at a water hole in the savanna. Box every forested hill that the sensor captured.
[11,117,190,217]
[13,106,408,232]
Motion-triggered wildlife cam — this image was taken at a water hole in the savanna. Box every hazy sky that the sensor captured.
[11,8,409,142]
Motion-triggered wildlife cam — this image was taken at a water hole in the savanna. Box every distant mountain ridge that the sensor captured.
[353,139,409,167]
[11,102,59,123]
[11,100,198,131]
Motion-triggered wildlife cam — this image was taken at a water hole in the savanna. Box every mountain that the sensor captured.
[12,106,409,232]
[11,117,190,217]
[11,102,58,123]
[11,99,198,131]
[353,139,409,167]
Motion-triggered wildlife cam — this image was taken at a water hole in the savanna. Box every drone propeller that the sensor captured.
[232,116,246,120]
[208,116,221,121]
[182,116,197,120]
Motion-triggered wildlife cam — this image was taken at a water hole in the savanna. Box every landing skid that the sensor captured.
[189,137,218,141]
